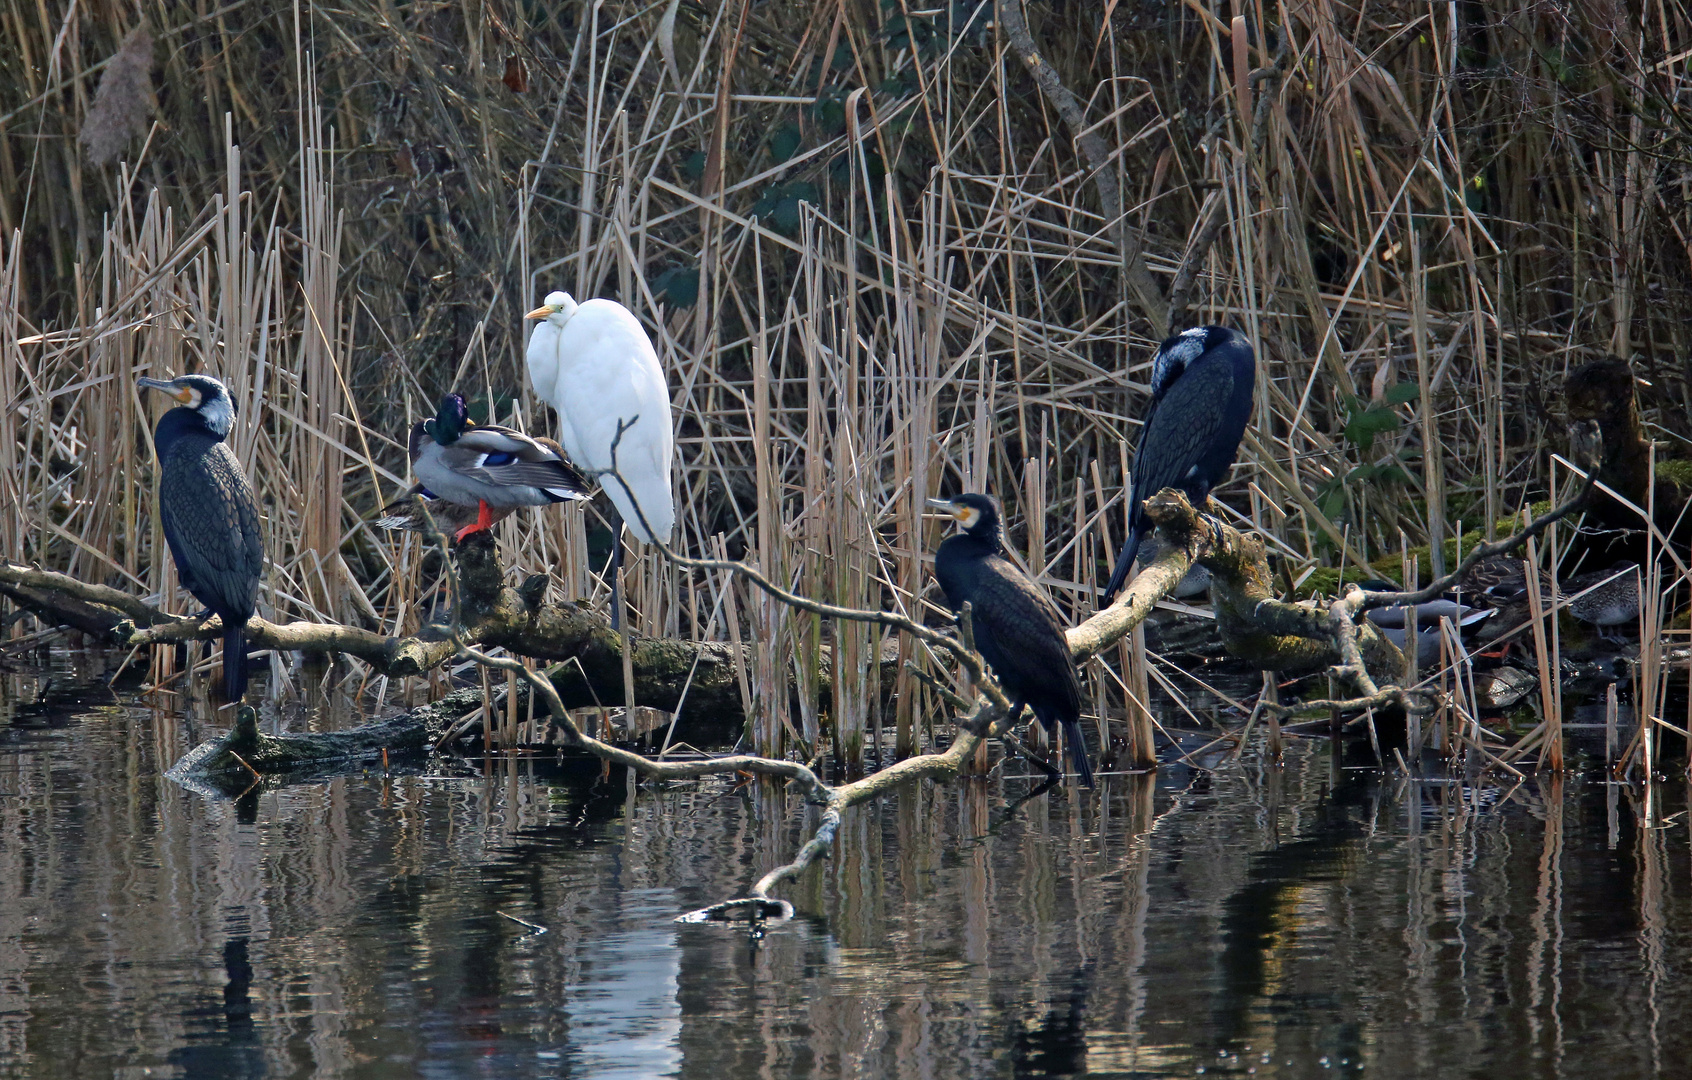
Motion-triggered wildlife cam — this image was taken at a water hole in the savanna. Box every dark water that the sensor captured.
[1,653,1689,1079]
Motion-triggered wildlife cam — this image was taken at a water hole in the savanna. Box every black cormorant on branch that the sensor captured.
[138,374,263,701]
[1103,326,1256,601]
[376,394,591,539]
[929,493,1094,787]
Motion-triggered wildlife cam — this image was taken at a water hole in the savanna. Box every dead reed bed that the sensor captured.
[4,1,1692,766]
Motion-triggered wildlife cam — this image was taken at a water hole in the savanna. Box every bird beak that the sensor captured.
[524,304,555,320]
[137,376,194,403]
[925,497,960,519]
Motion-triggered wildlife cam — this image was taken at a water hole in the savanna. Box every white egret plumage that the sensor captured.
[525,289,676,626]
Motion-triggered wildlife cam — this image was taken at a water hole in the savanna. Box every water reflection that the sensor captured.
[0,656,1688,1078]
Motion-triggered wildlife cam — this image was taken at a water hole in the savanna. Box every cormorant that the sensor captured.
[138,374,263,701]
[929,493,1094,787]
[1103,326,1256,601]
[376,393,591,539]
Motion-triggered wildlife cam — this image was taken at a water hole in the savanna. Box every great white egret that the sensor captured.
[375,393,591,540]
[525,290,675,625]
[138,373,264,701]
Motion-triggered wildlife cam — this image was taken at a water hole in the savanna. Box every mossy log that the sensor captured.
[6,492,1414,779]
[0,534,893,737]
[1118,490,1405,681]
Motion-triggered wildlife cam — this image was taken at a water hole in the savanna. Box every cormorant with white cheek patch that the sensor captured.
[929,493,1094,787]
[138,373,264,701]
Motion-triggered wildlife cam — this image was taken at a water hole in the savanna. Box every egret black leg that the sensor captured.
[610,509,626,632]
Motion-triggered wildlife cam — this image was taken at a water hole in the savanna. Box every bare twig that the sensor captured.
[1164,191,1230,331]
[1348,446,1602,614]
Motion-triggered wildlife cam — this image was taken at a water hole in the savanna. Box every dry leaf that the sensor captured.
[502,55,528,94]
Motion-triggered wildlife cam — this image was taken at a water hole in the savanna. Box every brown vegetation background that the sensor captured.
[4,0,1691,753]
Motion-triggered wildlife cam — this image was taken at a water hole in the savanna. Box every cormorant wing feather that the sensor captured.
[1128,356,1238,512]
[158,440,262,619]
[966,556,1082,716]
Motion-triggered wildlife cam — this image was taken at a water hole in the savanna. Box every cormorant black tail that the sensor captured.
[1101,525,1146,602]
[223,624,248,701]
[1061,717,1096,788]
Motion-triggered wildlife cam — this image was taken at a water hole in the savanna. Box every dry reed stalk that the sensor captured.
[4,0,1692,766]
[1522,531,1561,772]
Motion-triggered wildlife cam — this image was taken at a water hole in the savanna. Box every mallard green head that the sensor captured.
[423,393,473,446]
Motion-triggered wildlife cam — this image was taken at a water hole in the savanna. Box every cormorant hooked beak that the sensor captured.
[137,375,199,407]
[926,497,981,531]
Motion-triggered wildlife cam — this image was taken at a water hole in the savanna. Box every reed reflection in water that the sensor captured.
[0,661,1689,1078]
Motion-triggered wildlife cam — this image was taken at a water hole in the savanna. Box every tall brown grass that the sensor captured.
[4,1,1691,762]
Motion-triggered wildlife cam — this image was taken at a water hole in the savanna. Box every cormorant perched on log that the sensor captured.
[1103,326,1256,601]
[138,374,263,701]
[929,493,1094,787]
[376,394,591,539]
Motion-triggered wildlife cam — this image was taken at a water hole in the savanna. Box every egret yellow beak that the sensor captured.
[524,304,557,320]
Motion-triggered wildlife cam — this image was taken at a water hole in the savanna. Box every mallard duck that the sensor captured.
[1357,580,1493,629]
[376,393,590,541]
[1357,580,1494,666]
[1460,555,1554,605]
[1564,561,1640,637]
